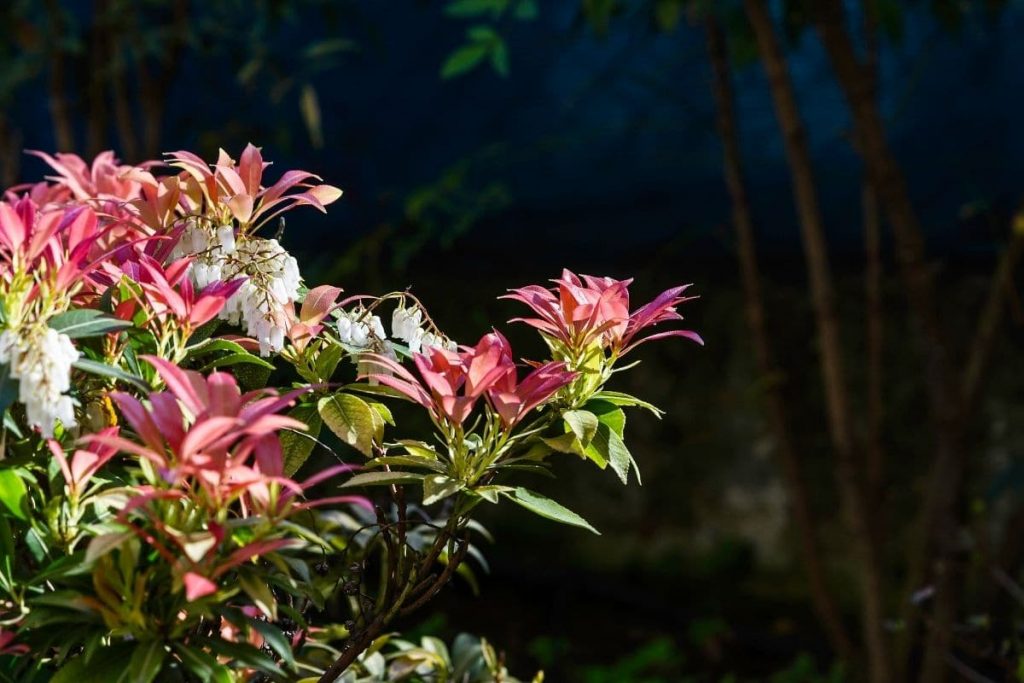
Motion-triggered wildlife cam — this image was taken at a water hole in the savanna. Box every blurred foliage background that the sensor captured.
[4,0,1024,680]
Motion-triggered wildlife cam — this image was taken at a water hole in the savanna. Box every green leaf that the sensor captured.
[366,456,446,473]
[440,42,490,79]
[199,352,275,373]
[196,637,283,677]
[503,487,599,534]
[314,342,344,380]
[50,642,134,683]
[49,310,132,339]
[318,393,379,457]
[300,83,324,149]
[541,432,584,456]
[123,641,167,683]
[173,644,233,683]
[592,390,662,416]
[72,359,150,392]
[490,39,510,77]
[368,400,395,426]
[247,620,296,669]
[422,475,463,505]
[0,470,27,521]
[513,0,538,20]
[444,0,506,18]
[467,25,500,42]
[562,409,599,450]
[231,362,272,392]
[342,471,424,488]
[184,338,249,359]
[653,0,683,32]
[238,571,277,619]
[586,424,634,484]
[585,399,626,437]
[281,404,322,477]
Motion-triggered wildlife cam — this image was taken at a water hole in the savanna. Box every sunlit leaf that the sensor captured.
[502,487,599,534]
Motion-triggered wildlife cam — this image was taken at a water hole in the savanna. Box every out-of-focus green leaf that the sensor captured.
[441,42,490,79]
[124,641,167,683]
[653,0,683,32]
[444,0,507,19]
[300,83,324,148]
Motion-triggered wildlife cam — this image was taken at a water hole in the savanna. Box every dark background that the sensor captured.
[3,1,1024,680]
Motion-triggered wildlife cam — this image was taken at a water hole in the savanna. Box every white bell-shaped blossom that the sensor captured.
[0,326,79,436]
[391,305,423,343]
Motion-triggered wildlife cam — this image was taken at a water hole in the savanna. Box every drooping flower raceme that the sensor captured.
[218,237,302,356]
[0,325,79,437]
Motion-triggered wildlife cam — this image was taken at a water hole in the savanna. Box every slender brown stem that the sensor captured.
[704,14,855,663]
[744,2,890,679]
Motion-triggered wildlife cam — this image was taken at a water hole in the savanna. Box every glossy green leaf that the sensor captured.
[342,471,424,488]
[49,310,131,339]
[422,474,463,505]
[281,404,322,477]
[319,393,380,456]
[586,399,626,437]
[184,338,249,358]
[503,487,599,534]
[199,352,275,373]
[72,359,151,393]
[586,423,634,484]
[592,390,662,416]
[0,470,26,521]
[562,410,598,447]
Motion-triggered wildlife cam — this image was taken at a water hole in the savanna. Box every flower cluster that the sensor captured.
[0,325,78,436]
[219,237,302,356]
[0,146,700,682]
[365,330,574,429]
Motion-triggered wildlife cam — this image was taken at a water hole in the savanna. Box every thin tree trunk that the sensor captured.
[44,0,75,152]
[743,2,891,680]
[812,3,966,681]
[110,39,139,163]
[86,0,109,157]
[0,116,21,189]
[704,15,855,663]
[860,0,886,514]
[963,232,1023,409]
[863,182,885,507]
